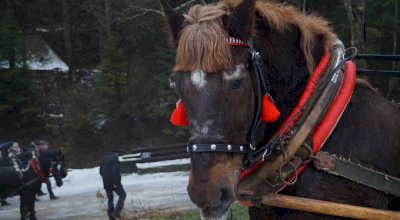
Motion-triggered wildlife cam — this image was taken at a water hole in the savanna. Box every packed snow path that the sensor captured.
[0,160,197,220]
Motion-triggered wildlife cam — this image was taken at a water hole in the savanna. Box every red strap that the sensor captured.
[240,61,357,205]
[240,161,262,181]
[311,61,356,152]
[277,47,331,134]
[239,48,331,180]
[227,42,248,47]
[30,158,47,182]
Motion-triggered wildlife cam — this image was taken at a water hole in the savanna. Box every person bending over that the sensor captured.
[99,148,126,220]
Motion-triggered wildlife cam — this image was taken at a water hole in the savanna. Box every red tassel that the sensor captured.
[260,95,280,123]
[170,100,189,126]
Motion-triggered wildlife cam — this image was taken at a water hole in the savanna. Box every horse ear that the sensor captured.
[160,0,184,47]
[228,0,256,41]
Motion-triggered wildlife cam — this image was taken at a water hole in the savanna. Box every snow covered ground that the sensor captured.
[0,159,198,220]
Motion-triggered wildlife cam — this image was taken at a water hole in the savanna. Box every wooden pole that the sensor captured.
[262,194,400,220]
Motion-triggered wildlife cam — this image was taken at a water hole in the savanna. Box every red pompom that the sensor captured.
[260,95,280,123]
[170,100,189,126]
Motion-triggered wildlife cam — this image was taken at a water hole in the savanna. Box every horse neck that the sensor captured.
[253,22,325,139]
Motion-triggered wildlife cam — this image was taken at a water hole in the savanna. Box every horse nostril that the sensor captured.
[220,188,234,207]
[212,188,234,209]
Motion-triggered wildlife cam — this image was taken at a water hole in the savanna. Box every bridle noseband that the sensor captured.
[188,144,248,153]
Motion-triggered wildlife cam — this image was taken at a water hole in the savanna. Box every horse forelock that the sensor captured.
[174,3,234,73]
[224,0,337,73]
[174,1,337,74]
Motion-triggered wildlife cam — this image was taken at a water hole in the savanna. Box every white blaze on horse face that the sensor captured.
[200,120,213,135]
[223,64,245,81]
[192,119,214,135]
[191,70,207,90]
[169,77,176,89]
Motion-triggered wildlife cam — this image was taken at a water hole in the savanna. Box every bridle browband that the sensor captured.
[187,37,267,164]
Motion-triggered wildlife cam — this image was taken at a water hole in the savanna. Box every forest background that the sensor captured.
[0,0,399,168]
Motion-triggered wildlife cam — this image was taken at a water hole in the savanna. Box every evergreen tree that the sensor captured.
[0,1,42,131]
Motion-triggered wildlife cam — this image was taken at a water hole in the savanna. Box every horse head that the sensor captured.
[37,148,66,187]
[161,0,257,219]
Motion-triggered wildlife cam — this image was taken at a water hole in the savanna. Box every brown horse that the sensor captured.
[160,0,400,219]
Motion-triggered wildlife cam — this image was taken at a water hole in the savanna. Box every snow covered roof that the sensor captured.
[0,35,69,72]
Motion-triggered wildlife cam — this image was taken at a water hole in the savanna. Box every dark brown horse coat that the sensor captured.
[160,0,400,219]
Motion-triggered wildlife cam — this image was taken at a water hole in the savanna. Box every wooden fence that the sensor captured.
[355,54,400,77]
[119,143,189,173]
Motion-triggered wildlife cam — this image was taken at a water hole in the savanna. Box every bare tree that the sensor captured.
[343,0,366,69]
[62,0,73,74]
[387,0,399,99]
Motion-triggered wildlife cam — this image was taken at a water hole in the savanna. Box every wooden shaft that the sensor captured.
[262,194,400,220]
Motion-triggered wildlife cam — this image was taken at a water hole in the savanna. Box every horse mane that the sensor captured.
[174,0,337,73]
[224,0,337,72]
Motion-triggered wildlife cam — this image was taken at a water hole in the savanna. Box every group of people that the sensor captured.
[2,140,125,220]
[0,140,59,206]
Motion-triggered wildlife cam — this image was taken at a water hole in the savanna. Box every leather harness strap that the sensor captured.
[187,36,400,200]
[237,42,352,204]
[238,42,400,204]
[313,151,400,197]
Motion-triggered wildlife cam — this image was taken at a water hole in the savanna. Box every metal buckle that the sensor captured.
[313,151,336,171]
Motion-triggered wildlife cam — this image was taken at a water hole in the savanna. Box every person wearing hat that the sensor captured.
[99,148,126,220]
[7,142,22,157]
[35,140,59,200]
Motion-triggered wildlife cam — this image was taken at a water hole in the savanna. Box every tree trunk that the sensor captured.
[62,0,73,77]
[387,0,399,99]
[343,0,366,69]
[104,0,112,39]
[4,0,16,69]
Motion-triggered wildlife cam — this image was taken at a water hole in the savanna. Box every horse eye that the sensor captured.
[231,79,244,90]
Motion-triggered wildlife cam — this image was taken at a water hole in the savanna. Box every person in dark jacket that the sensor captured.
[34,140,59,200]
[100,148,126,220]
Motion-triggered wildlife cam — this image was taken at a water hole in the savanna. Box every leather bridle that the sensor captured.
[187,37,268,166]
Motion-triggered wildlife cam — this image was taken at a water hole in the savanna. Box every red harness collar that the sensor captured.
[240,48,356,181]
[280,60,356,186]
